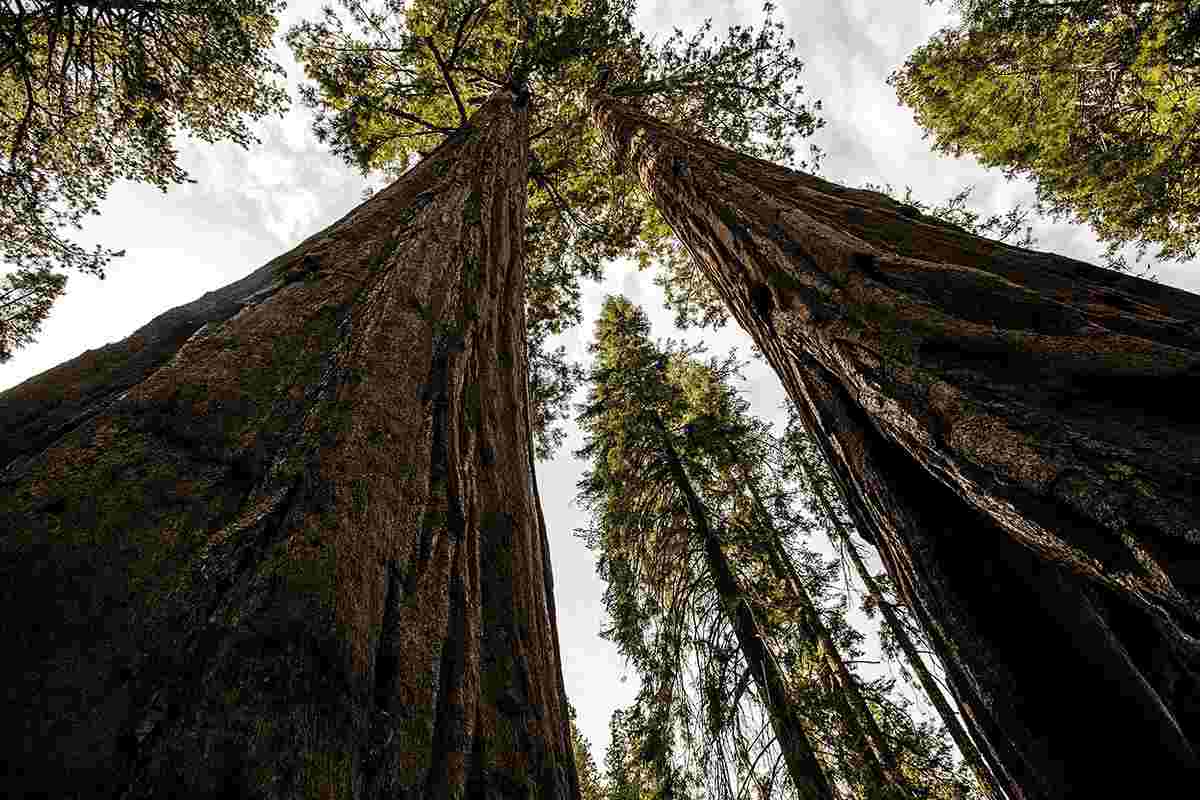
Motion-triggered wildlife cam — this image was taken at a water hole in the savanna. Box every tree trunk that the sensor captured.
[0,89,580,800]
[803,457,1004,800]
[590,92,1200,799]
[734,462,912,799]
[653,415,836,800]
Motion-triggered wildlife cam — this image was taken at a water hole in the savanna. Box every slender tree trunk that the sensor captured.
[0,90,580,800]
[800,453,1004,800]
[652,415,836,800]
[590,92,1200,799]
[727,448,902,793]
[732,460,911,799]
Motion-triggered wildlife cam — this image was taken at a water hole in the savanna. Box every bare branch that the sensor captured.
[424,35,467,126]
[529,124,555,143]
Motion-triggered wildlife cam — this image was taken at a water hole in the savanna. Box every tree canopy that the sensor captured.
[0,0,290,356]
[891,0,1200,266]
[286,0,824,455]
[0,264,65,361]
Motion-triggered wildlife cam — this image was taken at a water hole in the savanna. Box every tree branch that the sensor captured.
[424,35,467,126]
[529,124,555,143]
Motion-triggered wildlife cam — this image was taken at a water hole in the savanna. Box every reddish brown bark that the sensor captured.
[0,90,580,800]
[590,93,1200,799]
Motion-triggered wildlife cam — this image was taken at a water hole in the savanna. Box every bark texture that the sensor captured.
[0,90,580,800]
[591,93,1200,799]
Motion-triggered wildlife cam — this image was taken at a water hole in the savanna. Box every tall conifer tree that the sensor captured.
[0,2,823,795]
[892,0,1200,265]
[0,87,586,800]
[578,296,983,800]
[586,89,1200,798]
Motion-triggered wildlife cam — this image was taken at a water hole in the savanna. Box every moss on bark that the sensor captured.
[590,92,1200,799]
[1,90,579,800]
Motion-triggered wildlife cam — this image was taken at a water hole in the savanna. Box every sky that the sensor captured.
[3,0,1199,775]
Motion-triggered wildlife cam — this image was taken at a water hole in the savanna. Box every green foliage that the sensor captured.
[603,1,823,167]
[861,182,1037,248]
[529,322,586,461]
[0,266,67,362]
[573,297,826,798]
[576,296,763,797]
[570,704,609,800]
[0,0,290,358]
[0,0,289,362]
[577,296,988,798]
[288,1,824,441]
[893,0,1200,265]
[635,207,729,332]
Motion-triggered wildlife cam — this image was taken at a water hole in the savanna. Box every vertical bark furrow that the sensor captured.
[0,89,577,799]
[590,93,1200,797]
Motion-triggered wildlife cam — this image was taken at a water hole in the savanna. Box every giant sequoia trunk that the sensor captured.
[0,90,580,800]
[591,94,1200,799]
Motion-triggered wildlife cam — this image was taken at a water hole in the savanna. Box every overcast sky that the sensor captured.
[3,0,1199,772]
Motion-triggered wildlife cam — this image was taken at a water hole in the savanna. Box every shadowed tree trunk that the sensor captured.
[0,89,580,800]
[589,92,1200,799]
[809,463,1005,800]
[652,414,836,800]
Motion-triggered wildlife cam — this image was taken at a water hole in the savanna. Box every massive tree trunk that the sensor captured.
[0,90,580,800]
[653,415,836,800]
[590,93,1200,799]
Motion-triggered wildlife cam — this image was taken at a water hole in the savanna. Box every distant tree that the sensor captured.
[0,266,66,362]
[571,704,609,800]
[577,295,835,800]
[578,296,982,800]
[604,706,675,800]
[891,0,1200,266]
[0,0,290,356]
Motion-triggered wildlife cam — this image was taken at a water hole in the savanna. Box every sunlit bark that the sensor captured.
[591,91,1200,799]
[0,90,580,799]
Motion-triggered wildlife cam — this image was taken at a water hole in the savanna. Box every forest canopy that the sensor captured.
[287,0,823,455]
[0,0,290,358]
[893,0,1200,266]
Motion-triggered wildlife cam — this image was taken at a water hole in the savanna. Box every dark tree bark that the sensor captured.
[590,92,1200,799]
[0,90,580,800]
[812,469,1005,800]
[653,414,836,800]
